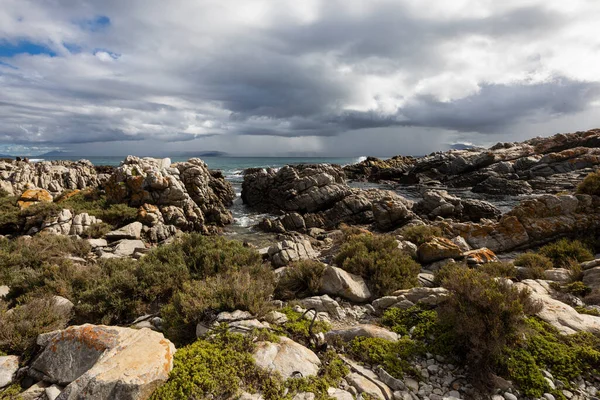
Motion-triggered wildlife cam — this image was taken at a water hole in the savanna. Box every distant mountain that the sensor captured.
[448,143,476,150]
[38,150,72,157]
[172,151,228,157]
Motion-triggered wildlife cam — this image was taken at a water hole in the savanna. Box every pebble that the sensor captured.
[427,365,439,374]
[562,390,573,399]
[447,390,461,398]
[543,394,555,400]
[503,393,518,400]
[404,377,419,392]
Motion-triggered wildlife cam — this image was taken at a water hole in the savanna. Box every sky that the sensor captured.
[0,0,599,157]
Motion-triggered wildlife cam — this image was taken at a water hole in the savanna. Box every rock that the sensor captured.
[326,325,398,343]
[319,266,371,302]
[396,240,418,258]
[404,377,419,392]
[17,188,53,209]
[392,287,450,307]
[472,176,533,195]
[372,195,415,231]
[253,336,320,379]
[29,324,175,399]
[451,236,471,252]
[327,387,354,400]
[45,384,63,400]
[544,268,571,283]
[20,381,51,400]
[111,239,146,257]
[583,266,600,290]
[418,237,463,263]
[343,156,415,182]
[376,367,405,391]
[87,238,108,248]
[264,311,288,325]
[445,194,600,253]
[463,248,498,265]
[0,286,9,299]
[292,393,315,400]
[0,355,19,388]
[346,373,387,400]
[516,280,600,334]
[297,295,346,319]
[415,189,501,222]
[52,296,74,315]
[267,236,318,267]
[105,222,143,241]
[105,156,234,233]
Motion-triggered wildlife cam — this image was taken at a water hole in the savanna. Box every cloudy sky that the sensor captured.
[1,0,599,157]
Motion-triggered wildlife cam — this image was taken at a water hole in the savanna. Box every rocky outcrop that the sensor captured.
[443,194,600,253]
[345,129,600,195]
[415,189,501,222]
[17,188,53,209]
[343,156,415,182]
[29,324,175,400]
[106,156,235,233]
[36,209,102,236]
[267,235,318,267]
[0,160,102,197]
[417,237,463,263]
[243,164,417,232]
[372,287,450,312]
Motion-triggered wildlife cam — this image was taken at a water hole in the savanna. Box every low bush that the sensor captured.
[80,222,112,239]
[278,307,331,344]
[0,383,21,400]
[161,266,275,344]
[576,170,600,196]
[478,262,517,279]
[0,296,71,358]
[348,337,420,379]
[574,306,600,316]
[439,267,541,381]
[151,328,348,400]
[499,318,600,397]
[55,189,138,228]
[0,196,21,234]
[563,281,592,297]
[381,306,438,339]
[334,233,420,296]
[274,260,326,300]
[538,239,593,268]
[400,225,442,246]
[584,289,600,306]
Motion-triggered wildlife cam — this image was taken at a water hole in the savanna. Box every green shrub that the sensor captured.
[575,306,600,316]
[349,337,420,379]
[274,260,326,300]
[563,281,592,297]
[334,233,420,296]
[538,239,593,268]
[0,196,21,234]
[499,318,600,397]
[80,222,112,239]
[0,296,71,358]
[151,329,348,400]
[400,225,442,246]
[55,189,138,228]
[576,170,600,196]
[161,266,275,344]
[439,267,541,380]
[478,262,517,279]
[0,383,21,400]
[381,306,438,339]
[150,330,282,400]
[278,307,331,344]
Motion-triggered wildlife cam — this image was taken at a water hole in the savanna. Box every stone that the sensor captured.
[404,377,419,392]
[253,336,320,379]
[392,287,450,307]
[20,381,50,400]
[463,248,498,265]
[29,324,175,399]
[111,239,146,257]
[418,237,463,263]
[87,238,108,248]
[451,236,471,252]
[52,296,74,315]
[326,325,398,343]
[0,355,19,388]
[268,236,318,267]
[397,240,418,258]
[544,268,571,283]
[346,373,386,400]
[503,393,518,400]
[516,280,600,334]
[319,266,371,302]
[17,188,53,209]
[377,367,405,391]
[583,266,600,290]
[105,222,143,241]
[0,285,9,299]
[292,393,316,400]
[297,295,346,320]
[327,387,354,400]
[263,311,288,325]
[45,384,63,400]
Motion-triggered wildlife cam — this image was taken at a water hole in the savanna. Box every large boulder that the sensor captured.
[319,266,371,302]
[417,237,463,263]
[17,188,53,209]
[253,336,321,379]
[415,189,501,222]
[267,236,318,267]
[516,280,600,335]
[105,156,234,233]
[29,324,175,400]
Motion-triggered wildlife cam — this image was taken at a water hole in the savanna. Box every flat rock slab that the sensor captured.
[326,324,398,343]
[253,336,320,379]
[0,355,19,388]
[320,266,371,302]
[30,324,175,400]
[106,222,143,241]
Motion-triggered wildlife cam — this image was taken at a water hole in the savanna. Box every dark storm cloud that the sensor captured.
[0,0,598,155]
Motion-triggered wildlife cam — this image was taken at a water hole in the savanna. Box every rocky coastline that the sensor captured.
[0,129,599,400]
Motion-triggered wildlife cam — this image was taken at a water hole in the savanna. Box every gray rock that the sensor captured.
[264,311,288,325]
[346,373,387,400]
[268,236,318,267]
[503,393,518,400]
[111,239,146,257]
[320,266,371,302]
[29,324,175,399]
[326,325,397,343]
[0,355,19,388]
[45,384,63,400]
[253,336,320,379]
[327,387,354,400]
[106,222,143,241]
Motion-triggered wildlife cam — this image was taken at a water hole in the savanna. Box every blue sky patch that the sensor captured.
[78,15,111,32]
[0,40,56,58]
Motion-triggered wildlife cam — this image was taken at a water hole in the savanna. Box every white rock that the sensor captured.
[0,355,19,388]
[253,336,320,379]
[320,265,371,302]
